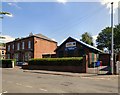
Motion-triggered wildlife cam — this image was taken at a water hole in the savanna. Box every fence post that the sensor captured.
[116,61,120,75]
[85,55,88,73]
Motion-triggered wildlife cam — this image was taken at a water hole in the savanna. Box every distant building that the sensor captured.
[6,34,57,62]
[55,37,103,66]
[0,46,6,59]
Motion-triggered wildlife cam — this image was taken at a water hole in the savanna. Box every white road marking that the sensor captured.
[25,85,33,88]
[82,77,111,80]
[39,88,47,92]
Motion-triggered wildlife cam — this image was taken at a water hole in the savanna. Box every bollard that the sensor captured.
[12,61,14,68]
[116,61,120,75]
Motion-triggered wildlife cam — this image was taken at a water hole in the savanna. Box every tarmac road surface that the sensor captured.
[1,68,119,93]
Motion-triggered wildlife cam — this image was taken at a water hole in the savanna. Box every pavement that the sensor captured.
[18,66,119,80]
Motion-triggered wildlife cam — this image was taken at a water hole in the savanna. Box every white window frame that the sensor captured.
[12,44,14,50]
[28,41,31,49]
[15,53,18,61]
[17,43,20,50]
[8,45,10,51]
[22,42,25,49]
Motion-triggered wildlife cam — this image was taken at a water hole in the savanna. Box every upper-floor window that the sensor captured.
[8,45,10,51]
[28,41,31,49]
[17,43,20,50]
[22,42,25,49]
[12,44,14,50]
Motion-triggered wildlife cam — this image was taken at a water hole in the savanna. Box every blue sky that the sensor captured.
[1,1,118,45]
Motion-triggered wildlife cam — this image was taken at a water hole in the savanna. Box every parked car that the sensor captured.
[17,62,28,66]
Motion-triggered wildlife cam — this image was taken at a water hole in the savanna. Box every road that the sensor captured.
[1,67,119,93]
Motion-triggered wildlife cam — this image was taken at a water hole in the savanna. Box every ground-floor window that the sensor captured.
[25,52,31,61]
[7,54,10,59]
[14,53,19,61]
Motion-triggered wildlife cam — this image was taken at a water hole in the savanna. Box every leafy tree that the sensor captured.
[114,24,120,49]
[0,43,5,47]
[0,11,11,15]
[96,27,111,50]
[96,24,120,51]
[0,11,11,19]
[81,32,93,46]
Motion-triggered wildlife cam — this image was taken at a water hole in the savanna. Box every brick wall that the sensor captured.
[6,37,34,61]
[34,37,57,58]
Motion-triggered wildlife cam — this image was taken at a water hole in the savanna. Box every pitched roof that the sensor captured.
[34,34,56,42]
[7,33,57,43]
[55,37,103,53]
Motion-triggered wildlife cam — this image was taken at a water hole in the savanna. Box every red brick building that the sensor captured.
[6,34,57,62]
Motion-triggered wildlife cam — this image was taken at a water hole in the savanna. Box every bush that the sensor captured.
[1,59,16,68]
[29,57,83,66]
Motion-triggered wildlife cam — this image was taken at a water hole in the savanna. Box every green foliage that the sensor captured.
[96,27,111,50]
[0,11,11,15]
[114,24,120,49]
[1,59,16,66]
[0,11,11,19]
[96,24,120,50]
[0,43,5,47]
[81,32,93,46]
[0,36,5,39]
[29,57,83,66]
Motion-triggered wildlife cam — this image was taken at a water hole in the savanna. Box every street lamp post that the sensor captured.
[111,2,114,75]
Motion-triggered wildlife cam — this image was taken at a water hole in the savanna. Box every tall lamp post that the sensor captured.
[111,2,114,75]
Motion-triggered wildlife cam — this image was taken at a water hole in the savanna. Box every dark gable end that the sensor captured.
[55,37,73,52]
[55,37,103,53]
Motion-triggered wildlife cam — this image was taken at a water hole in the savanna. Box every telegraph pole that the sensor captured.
[111,2,114,74]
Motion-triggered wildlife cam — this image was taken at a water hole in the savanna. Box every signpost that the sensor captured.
[111,2,114,75]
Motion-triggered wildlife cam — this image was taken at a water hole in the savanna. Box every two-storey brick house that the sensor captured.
[6,33,57,62]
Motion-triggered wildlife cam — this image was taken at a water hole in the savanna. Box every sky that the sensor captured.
[1,0,119,46]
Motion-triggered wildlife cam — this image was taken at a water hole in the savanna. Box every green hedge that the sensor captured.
[1,59,16,65]
[29,57,83,66]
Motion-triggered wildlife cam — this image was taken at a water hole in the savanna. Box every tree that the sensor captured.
[0,11,11,19]
[114,24,120,50]
[96,24,120,51]
[96,27,111,50]
[81,32,93,46]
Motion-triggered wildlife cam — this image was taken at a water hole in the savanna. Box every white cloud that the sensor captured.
[8,2,22,9]
[100,0,119,13]
[92,35,98,47]
[57,0,67,4]
[0,35,15,43]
